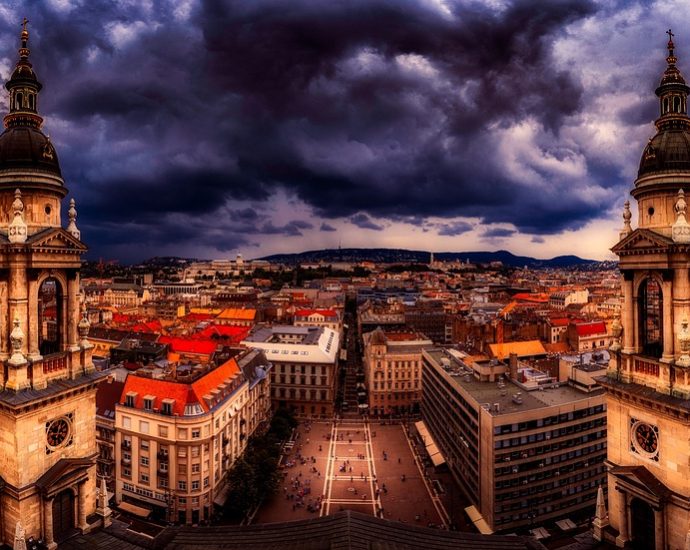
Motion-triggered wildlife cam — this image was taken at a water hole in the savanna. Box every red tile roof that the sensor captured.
[575,321,607,337]
[194,325,250,344]
[120,358,241,415]
[512,293,549,303]
[295,309,338,319]
[183,312,215,322]
[158,336,217,355]
[130,320,162,334]
[97,378,126,418]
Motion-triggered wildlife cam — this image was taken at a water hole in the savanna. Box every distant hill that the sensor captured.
[259,248,603,268]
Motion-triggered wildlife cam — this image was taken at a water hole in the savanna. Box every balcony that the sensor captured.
[120,457,131,466]
[157,451,169,460]
[157,468,169,477]
[42,351,68,374]
[121,441,132,450]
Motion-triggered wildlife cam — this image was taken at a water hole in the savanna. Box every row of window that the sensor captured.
[492,405,606,435]
[274,364,329,375]
[494,421,606,452]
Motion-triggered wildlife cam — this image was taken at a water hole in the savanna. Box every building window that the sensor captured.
[159,426,168,438]
[139,421,149,434]
[192,429,200,439]
[192,464,200,473]
[161,399,174,416]
[122,417,131,429]
[141,456,149,466]
[123,467,131,478]
[141,440,149,451]
[204,476,209,488]
[178,428,188,439]
[178,481,187,491]
[178,497,186,505]
[140,473,149,484]
[639,278,662,358]
[144,397,153,411]
[192,480,200,491]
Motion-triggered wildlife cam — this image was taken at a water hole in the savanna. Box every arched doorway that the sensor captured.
[638,278,662,358]
[39,277,63,356]
[630,498,655,550]
[52,488,75,542]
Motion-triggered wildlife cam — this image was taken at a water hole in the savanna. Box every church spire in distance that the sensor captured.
[3,17,43,130]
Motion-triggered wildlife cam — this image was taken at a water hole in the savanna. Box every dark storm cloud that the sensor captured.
[482,228,516,238]
[2,0,615,260]
[320,222,337,232]
[437,221,473,236]
[350,213,384,231]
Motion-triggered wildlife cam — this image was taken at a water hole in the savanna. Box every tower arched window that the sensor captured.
[15,92,23,110]
[28,93,34,111]
[39,277,64,356]
[638,278,662,358]
[664,97,669,114]
[674,96,681,112]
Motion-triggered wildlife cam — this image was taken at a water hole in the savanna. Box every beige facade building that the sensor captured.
[599,34,690,549]
[0,24,105,548]
[363,328,431,416]
[114,349,271,524]
[422,349,606,533]
[243,325,339,416]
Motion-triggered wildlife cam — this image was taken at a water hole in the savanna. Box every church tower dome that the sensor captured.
[0,19,66,234]
[633,30,690,232]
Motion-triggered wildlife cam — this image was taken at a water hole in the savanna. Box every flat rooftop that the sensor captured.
[425,348,604,417]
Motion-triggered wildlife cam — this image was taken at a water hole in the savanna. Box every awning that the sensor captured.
[118,501,151,518]
[415,421,446,467]
[464,505,493,535]
[213,483,231,507]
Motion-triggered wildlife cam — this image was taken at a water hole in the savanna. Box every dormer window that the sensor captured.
[143,396,155,411]
[125,392,137,407]
[161,399,174,416]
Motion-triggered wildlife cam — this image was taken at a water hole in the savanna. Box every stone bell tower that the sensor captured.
[0,20,104,548]
[599,30,690,549]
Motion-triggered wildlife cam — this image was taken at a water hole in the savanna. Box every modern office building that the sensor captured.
[421,348,607,533]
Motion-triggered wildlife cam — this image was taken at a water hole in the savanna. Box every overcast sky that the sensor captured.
[0,0,684,262]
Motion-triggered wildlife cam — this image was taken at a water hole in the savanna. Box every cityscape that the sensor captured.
[0,3,687,550]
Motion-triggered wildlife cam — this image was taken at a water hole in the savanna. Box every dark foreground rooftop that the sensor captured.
[58,512,547,550]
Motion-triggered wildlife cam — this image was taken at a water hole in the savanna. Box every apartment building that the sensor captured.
[421,348,606,533]
[363,328,432,416]
[114,349,272,524]
[293,309,342,333]
[242,325,339,416]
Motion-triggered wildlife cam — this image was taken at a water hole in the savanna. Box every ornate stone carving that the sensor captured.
[610,315,623,352]
[623,200,632,232]
[678,318,690,367]
[673,189,690,243]
[8,318,26,366]
[66,198,80,240]
[8,189,27,244]
[78,304,90,348]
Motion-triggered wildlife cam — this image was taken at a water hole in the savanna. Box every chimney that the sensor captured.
[509,352,518,381]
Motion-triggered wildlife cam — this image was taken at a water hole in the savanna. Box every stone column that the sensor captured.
[622,272,635,354]
[27,275,40,360]
[662,276,674,363]
[0,277,8,361]
[43,497,56,550]
[66,271,79,351]
[616,491,630,547]
[8,255,28,356]
[654,508,665,550]
[77,482,88,531]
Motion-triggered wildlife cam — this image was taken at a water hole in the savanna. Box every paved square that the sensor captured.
[254,420,446,527]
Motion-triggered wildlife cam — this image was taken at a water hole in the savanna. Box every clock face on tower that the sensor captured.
[45,414,73,452]
[630,419,659,460]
